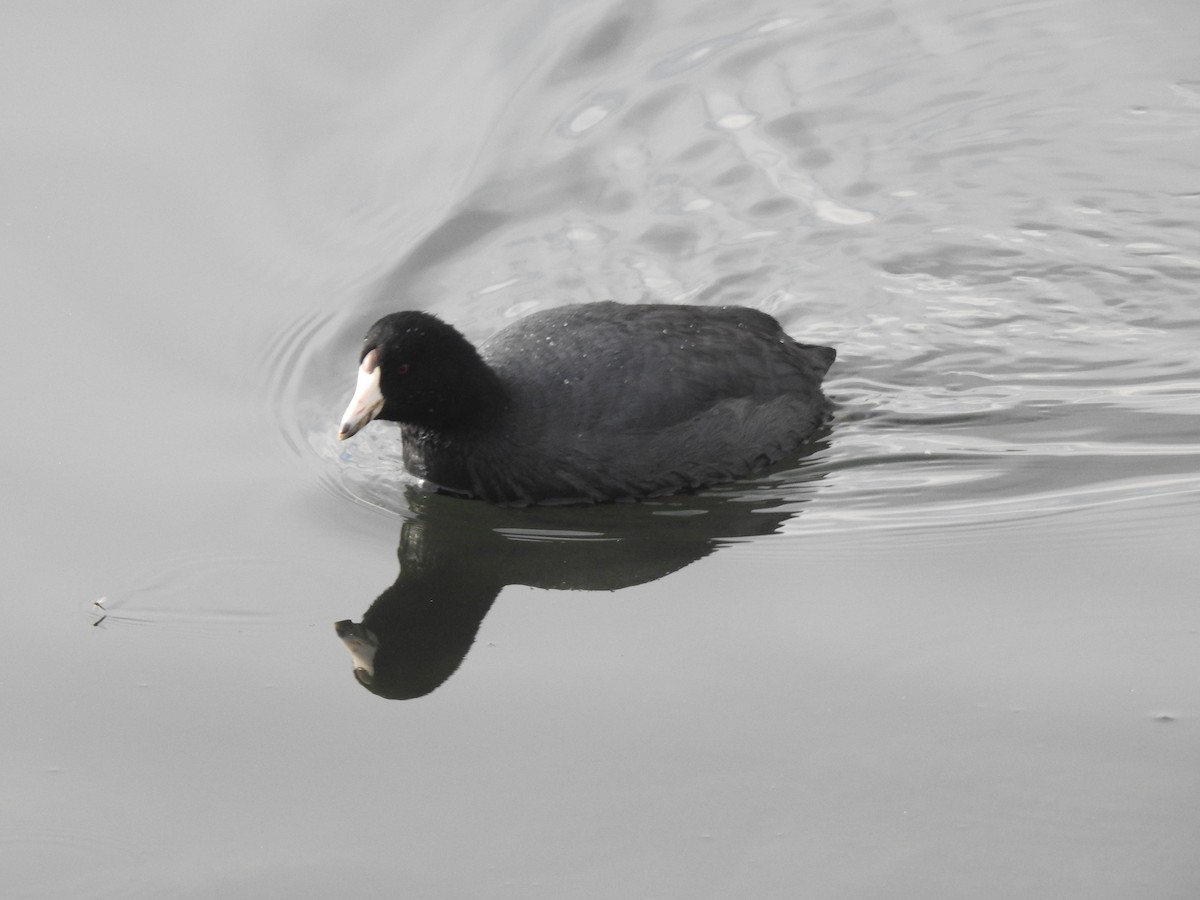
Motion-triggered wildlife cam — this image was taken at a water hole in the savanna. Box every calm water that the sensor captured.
[5,0,1200,897]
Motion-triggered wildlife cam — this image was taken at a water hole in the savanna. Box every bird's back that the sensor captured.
[482,302,833,434]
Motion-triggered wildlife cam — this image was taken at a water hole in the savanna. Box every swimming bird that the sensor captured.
[338,301,834,505]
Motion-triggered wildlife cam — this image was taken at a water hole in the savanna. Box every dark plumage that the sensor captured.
[338,301,835,505]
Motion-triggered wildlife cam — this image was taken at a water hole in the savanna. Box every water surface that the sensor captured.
[4,1,1200,897]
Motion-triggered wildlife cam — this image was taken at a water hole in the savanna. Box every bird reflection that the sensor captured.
[336,459,827,700]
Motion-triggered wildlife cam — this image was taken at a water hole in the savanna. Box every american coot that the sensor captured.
[338,301,835,505]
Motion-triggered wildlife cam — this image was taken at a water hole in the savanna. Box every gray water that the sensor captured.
[5,1,1200,897]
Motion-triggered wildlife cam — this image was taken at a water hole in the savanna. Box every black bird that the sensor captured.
[338,301,835,505]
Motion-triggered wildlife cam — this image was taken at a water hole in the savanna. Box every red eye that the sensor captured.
[396,363,411,375]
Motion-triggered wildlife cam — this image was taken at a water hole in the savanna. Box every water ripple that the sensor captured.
[278,0,1200,545]
[87,552,332,632]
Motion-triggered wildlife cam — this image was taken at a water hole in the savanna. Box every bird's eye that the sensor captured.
[396,363,411,375]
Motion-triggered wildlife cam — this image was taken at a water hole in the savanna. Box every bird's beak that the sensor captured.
[335,620,378,680]
[338,350,383,440]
